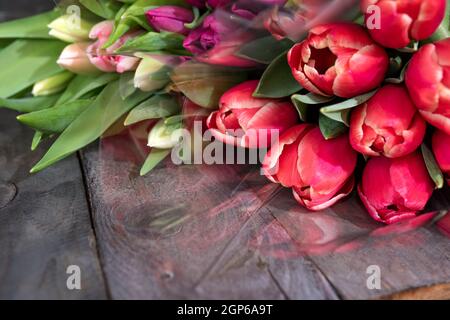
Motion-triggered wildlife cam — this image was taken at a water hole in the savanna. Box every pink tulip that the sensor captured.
[206,80,298,148]
[145,6,194,35]
[358,152,434,225]
[405,38,450,135]
[263,125,357,211]
[287,23,389,98]
[361,0,446,49]
[432,129,450,185]
[349,84,426,158]
[87,21,141,73]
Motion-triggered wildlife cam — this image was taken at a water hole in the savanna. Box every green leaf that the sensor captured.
[140,148,171,176]
[57,73,119,104]
[31,131,45,151]
[396,41,419,53]
[0,10,59,39]
[119,72,137,99]
[321,109,352,126]
[17,99,93,133]
[0,40,66,98]
[103,0,188,48]
[421,144,444,189]
[125,94,180,125]
[0,39,13,49]
[0,95,60,113]
[30,81,152,173]
[320,90,377,113]
[80,0,122,19]
[385,62,408,84]
[291,92,335,105]
[185,7,209,30]
[171,62,247,109]
[319,114,348,140]
[253,52,301,98]
[386,56,403,79]
[236,37,294,64]
[427,0,450,42]
[291,96,309,122]
[116,32,185,54]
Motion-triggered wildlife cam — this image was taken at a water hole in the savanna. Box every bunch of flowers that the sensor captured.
[0,0,449,226]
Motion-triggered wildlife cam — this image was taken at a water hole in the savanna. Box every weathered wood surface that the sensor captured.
[0,109,107,299]
[80,136,339,299]
[2,0,450,300]
[80,133,450,300]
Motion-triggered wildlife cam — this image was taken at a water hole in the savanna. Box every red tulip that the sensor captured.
[206,80,298,148]
[263,125,357,211]
[432,129,450,185]
[361,0,446,49]
[349,84,426,158]
[405,38,450,135]
[287,23,389,98]
[358,152,434,225]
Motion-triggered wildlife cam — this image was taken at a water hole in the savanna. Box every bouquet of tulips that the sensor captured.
[0,0,449,227]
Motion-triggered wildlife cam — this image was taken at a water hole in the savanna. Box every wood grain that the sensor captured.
[264,189,450,300]
[0,109,107,299]
[80,132,450,300]
[80,135,339,299]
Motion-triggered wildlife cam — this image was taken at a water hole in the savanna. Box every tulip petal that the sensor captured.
[297,127,356,196]
[390,153,434,211]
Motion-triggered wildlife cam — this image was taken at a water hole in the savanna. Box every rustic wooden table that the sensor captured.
[1,1,450,300]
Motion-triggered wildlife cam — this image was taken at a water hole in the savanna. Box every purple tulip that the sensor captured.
[145,6,194,35]
[183,15,256,67]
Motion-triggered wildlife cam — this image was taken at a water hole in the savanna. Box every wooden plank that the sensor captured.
[80,134,338,299]
[0,109,107,299]
[0,0,54,21]
[264,188,450,300]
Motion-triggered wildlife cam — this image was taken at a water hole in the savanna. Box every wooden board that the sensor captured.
[2,0,450,300]
[79,135,338,299]
[0,109,107,299]
[80,134,450,300]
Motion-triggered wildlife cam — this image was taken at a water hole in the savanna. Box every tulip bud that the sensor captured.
[57,42,99,75]
[87,21,141,73]
[432,129,450,186]
[358,152,434,225]
[134,57,171,92]
[148,118,184,149]
[48,15,95,43]
[145,6,194,35]
[263,125,357,211]
[288,23,389,98]
[405,38,450,135]
[32,71,74,96]
[206,80,299,148]
[361,0,447,49]
[349,85,426,158]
